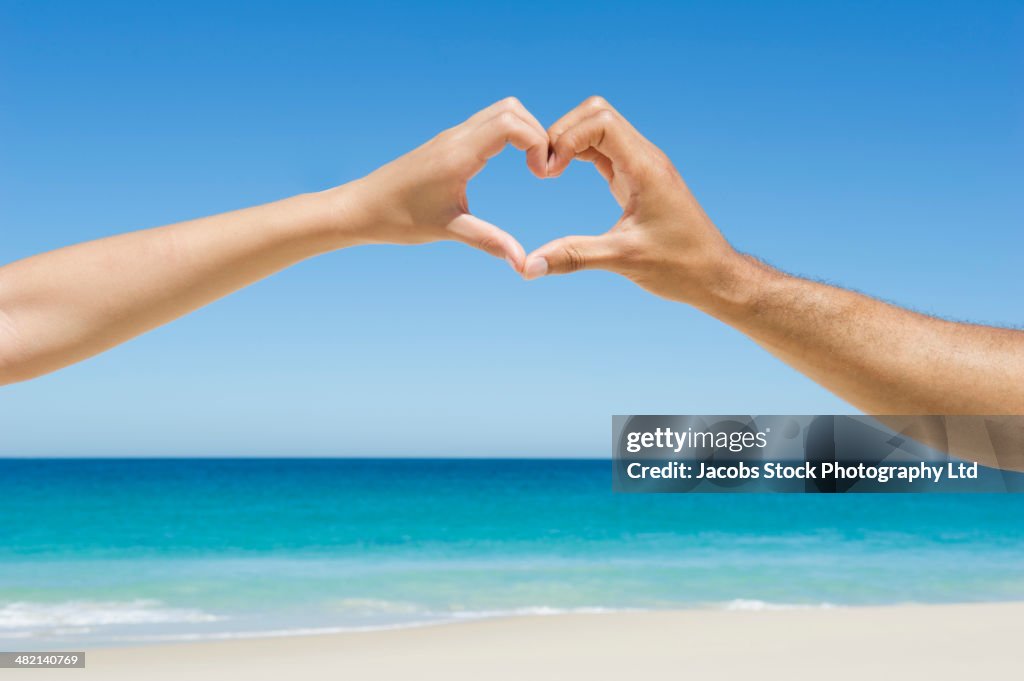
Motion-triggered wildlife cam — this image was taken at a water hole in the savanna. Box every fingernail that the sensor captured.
[524,256,548,280]
[505,256,519,273]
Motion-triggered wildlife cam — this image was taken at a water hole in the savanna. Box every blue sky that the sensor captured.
[0,0,1021,456]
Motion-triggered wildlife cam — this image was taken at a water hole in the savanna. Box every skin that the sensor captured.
[1,95,1020,466]
[0,98,547,385]
[523,96,1024,470]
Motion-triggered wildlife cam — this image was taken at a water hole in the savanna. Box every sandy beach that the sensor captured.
[24,603,1021,680]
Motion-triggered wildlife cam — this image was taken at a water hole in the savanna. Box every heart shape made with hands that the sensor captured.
[373,94,717,308]
[421,96,667,281]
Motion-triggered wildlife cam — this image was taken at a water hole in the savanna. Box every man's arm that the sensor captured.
[712,257,1024,415]
[0,98,548,385]
[524,97,1024,417]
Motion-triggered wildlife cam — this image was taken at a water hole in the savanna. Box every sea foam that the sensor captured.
[0,600,222,630]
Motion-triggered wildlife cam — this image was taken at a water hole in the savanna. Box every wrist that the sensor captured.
[692,250,771,321]
[312,180,379,250]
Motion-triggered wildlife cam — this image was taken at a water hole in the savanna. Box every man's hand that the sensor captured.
[522,96,743,312]
[523,96,1024,427]
[338,97,549,272]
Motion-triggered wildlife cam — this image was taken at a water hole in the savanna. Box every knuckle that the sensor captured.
[656,159,680,184]
[653,147,675,170]
[585,95,609,110]
[593,109,617,125]
[561,243,587,273]
[434,127,459,145]
[500,96,522,110]
[494,111,519,129]
[646,150,681,183]
[476,235,500,254]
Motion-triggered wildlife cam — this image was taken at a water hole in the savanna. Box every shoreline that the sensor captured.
[57,603,847,649]
[26,602,1024,680]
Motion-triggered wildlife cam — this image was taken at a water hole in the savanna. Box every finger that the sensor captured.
[547,109,642,178]
[498,99,546,140]
[522,233,622,279]
[447,213,527,272]
[464,97,547,141]
[576,148,615,183]
[547,95,624,144]
[467,111,549,178]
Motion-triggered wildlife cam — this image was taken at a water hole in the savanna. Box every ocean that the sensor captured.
[2,458,1024,648]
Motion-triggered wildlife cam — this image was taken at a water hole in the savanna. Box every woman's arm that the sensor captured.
[0,98,547,385]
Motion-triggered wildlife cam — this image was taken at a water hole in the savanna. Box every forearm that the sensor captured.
[523,96,1024,466]
[0,98,546,386]
[0,187,358,385]
[705,254,1024,415]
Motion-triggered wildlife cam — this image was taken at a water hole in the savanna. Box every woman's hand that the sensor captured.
[336,98,550,272]
[0,98,550,384]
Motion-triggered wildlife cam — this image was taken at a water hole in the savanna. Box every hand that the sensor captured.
[522,97,744,311]
[336,98,549,272]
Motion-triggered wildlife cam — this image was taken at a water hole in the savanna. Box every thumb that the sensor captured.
[447,213,527,272]
[522,234,621,280]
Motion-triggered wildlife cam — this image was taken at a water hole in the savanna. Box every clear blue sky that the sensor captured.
[0,0,1021,456]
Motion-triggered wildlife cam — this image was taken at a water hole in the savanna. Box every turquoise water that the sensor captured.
[2,458,1024,647]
